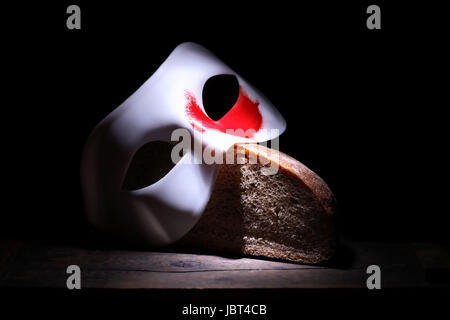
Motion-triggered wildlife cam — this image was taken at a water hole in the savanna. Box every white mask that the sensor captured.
[81,42,286,245]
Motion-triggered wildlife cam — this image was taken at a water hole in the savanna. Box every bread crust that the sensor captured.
[239,143,336,215]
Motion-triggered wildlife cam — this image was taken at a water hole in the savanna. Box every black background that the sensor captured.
[2,1,448,244]
[1,1,449,317]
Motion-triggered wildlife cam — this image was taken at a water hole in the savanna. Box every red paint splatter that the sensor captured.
[185,87,262,138]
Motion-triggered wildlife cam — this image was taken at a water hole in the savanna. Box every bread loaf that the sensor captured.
[178,143,337,264]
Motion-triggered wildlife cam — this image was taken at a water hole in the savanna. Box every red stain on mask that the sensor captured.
[185,87,262,138]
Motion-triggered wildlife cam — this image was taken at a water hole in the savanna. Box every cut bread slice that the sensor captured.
[178,143,337,264]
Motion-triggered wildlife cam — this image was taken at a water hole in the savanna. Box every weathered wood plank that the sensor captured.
[0,240,448,289]
[4,242,321,272]
[3,267,365,289]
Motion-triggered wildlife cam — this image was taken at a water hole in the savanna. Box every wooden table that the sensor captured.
[1,240,449,289]
[1,240,449,319]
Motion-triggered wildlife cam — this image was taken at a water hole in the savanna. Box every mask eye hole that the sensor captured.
[202,74,240,121]
[122,141,176,191]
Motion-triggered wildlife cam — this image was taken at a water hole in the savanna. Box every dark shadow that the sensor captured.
[320,241,356,269]
[174,160,246,255]
[122,140,176,191]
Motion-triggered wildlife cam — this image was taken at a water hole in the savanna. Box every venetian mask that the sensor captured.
[81,42,286,245]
